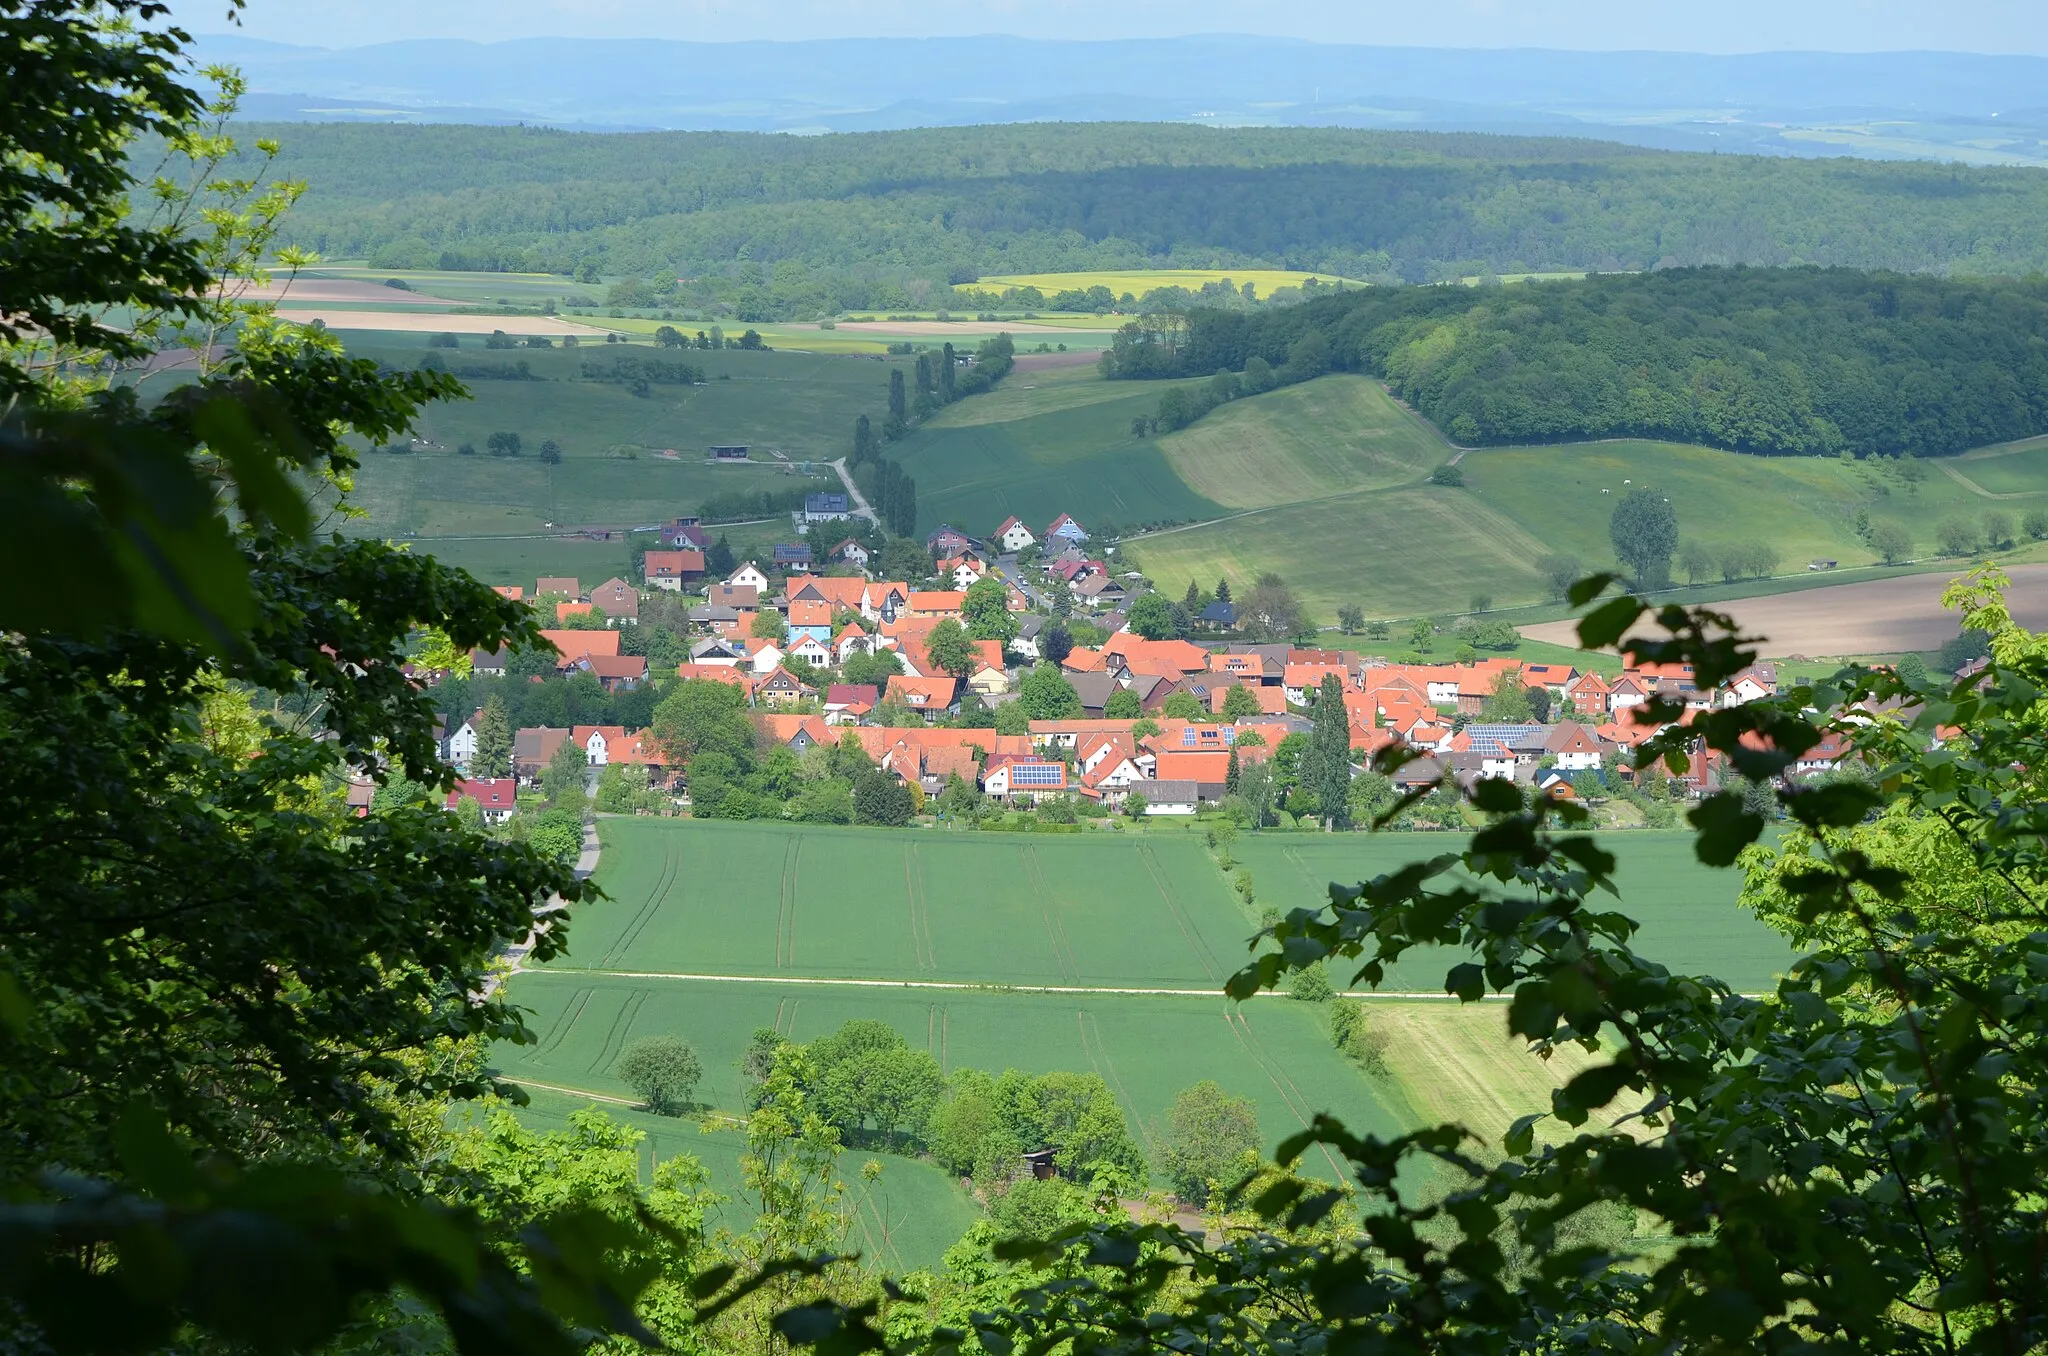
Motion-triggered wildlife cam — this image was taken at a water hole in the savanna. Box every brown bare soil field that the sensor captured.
[1011,350,1103,373]
[1522,563,2048,657]
[240,278,464,305]
[274,309,604,336]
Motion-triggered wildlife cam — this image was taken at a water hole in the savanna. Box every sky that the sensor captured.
[189,0,2048,54]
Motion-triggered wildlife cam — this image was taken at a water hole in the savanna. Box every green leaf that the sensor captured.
[112,1106,203,1204]
[1503,1112,1544,1157]
[1576,595,1645,649]
[1688,793,1765,866]
[1567,572,1621,607]
[1445,962,1486,1002]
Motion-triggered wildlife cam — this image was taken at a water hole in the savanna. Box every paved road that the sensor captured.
[484,820,600,995]
[830,458,880,525]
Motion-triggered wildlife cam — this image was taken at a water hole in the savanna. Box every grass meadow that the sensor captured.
[966,269,1369,297]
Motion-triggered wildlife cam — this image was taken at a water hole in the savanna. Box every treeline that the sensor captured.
[229,122,2048,322]
[1102,267,2048,458]
[579,354,705,386]
[850,332,1018,534]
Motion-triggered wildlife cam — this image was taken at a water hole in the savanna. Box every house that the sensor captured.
[688,636,747,666]
[737,638,786,674]
[862,581,910,624]
[925,525,974,558]
[825,683,879,723]
[539,628,623,667]
[1608,674,1653,713]
[1045,513,1088,545]
[444,708,484,769]
[885,674,960,720]
[725,562,771,592]
[555,601,594,624]
[787,599,834,645]
[571,654,649,691]
[571,725,630,766]
[710,444,750,460]
[446,778,518,824]
[751,667,815,708]
[803,491,852,523]
[1564,671,1613,717]
[773,544,814,574]
[709,583,760,611]
[1065,670,1125,718]
[829,538,871,568]
[1519,663,1575,696]
[1072,575,1126,609]
[908,590,966,619]
[1121,779,1199,815]
[992,516,1036,552]
[658,517,709,549]
[1723,665,1779,707]
[786,634,833,667]
[1283,663,1353,707]
[535,576,581,600]
[491,585,525,602]
[1149,750,1231,801]
[470,646,509,676]
[982,753,1070,800]
[964,641,1009,699]
[675,662,751,687]
[512,727,571,782]
[938,555,986,590]
[1199,600,1238,629]
[644,550,705,591]
[756,712,833,752]
[589,577,641,623]
[1012,613,1045,660]
[1541,722,1605,771]
[834,622,876,663]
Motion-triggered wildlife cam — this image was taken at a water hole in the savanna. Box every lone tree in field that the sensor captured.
[1609,488,1678,590]
[1161,1080,1260,1206]
[615,1035,702,1116]
[1869,521,1913,564]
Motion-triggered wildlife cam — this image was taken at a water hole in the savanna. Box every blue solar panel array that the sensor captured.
[1011,764,1064,786]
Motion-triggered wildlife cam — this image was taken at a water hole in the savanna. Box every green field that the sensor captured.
[890,375,1224,535]
[1124,375,2027,617]
[495,972,1415,1191]
[1229,832,1797,994]
[502,1085,979,1271]
[548,819,1264,988]
[1947,438,2048,497]
[1157,374,1449,509]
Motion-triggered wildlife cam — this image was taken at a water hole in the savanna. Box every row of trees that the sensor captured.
[849,333,1020,536]
[1104,267,2048,458]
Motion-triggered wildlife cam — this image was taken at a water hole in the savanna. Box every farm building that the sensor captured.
[803,492,852,523]
[1121,779,1200,815]
[710,444,750,460]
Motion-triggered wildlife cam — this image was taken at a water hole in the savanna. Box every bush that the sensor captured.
[614,1035,702,1116]
[1328,1002,1389,1077]
[1428,464,1464,487]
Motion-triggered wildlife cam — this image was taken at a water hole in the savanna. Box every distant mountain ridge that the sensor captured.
[194,34,2048,162]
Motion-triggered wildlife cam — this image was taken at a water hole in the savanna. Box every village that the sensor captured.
[415,508,1816,826]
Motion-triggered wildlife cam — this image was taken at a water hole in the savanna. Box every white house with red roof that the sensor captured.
[446,777,517,824]
[982,753,1070,799]
[992,516,1036,552]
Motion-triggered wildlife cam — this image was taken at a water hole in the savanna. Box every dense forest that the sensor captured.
[1101,267,2048,457]
[236,122,2048,318]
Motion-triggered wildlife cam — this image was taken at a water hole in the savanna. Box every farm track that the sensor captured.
[1223,1008,1349,1180]
[499,1076,639,1107]
[1081,1008,1161,1161]
[903,844,935,971]
[588,989,648,1074]
[1022,846,1081,983]
[537,988,595,1056]
[527,966,1553,999]
[604,840,680,967]
[774,835,802,969]
[1138,844,1221,981]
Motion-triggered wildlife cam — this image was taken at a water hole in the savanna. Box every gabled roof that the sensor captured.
[580,654,648,681]
[908,590,966,612]
[556,601,593,622]
[675,662,750,685]
[536,576,581,598]
[645,550,704,578]
[539,628,622,660]
[788,599,833,627]
[448,778,518,811]
[492,585,525,601]
[825,683,879,707]
[886,674,960,707]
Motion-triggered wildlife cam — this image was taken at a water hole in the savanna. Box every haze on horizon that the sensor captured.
[191,0,2048,56]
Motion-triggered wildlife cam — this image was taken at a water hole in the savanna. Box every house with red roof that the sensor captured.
[1565,671,1613,717]
[750,667,815,709]
[536,576,581,600]
[445,777,518,824]
[907,590,966,619]
[992,516,1035,552]
[824,683,879,723]
[644,550,705,591]
[982,752,1070,800]
[572,654,649,690]
[589,577,640,623]
[885,674,961,720]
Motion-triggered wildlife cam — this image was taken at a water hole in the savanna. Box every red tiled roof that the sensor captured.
[539,629,622,660]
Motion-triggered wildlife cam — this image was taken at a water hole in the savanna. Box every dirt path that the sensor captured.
[830,457,880,524]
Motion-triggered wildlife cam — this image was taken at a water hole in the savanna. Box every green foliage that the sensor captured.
[541,736,589,806]
[795,1019,945,1148]
[925,617,973,675]
[1159,1080,1260,1206]
[853,768,914,826]
[615,1035,704,1115]
[1869,519,1914,563]
[1427,463,1464,486]
[961,575,1016,642]
[1480,669,1535,723]
[927,1068,1147,1190]
[1609,486,1678,589]
[1299,674,1353,830]
[1125,591,1177,639]
[1019,661,1084,719]
[526,806,585,865]
[1160,691,1204,721]
[1102,688,1142,719]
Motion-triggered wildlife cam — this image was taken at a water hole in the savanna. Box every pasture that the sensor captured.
[1156,374,1448,509]
[547,819,1265,989]
[1123,374,2041,619]
[495,972,1416,1188]
[967,269,1368,298]
[1228,832,1798,995]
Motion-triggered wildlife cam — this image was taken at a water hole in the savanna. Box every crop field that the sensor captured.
[1946,438,2048,497]
[548,819,1265,989]
[967,270,1368,298]
[1157,375,1448,509]
[917,365,1168,430]
[495,972,1415,1188]
[305,266,584,306]
[1228,832,1798,995]
[889,379,1223,536]
[501,1086,979,1271]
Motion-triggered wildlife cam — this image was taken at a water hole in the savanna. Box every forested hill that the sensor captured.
[1101,268,2048,458]
[242,123,2048,307]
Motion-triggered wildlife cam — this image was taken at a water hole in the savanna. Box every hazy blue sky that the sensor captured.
[195,0,2048,54]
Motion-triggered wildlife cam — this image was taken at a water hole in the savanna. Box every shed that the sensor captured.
[710,444,750,460]
[1022,1149,1058,1181]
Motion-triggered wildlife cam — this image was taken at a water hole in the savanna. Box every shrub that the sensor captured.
[1428,464,1464,487]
